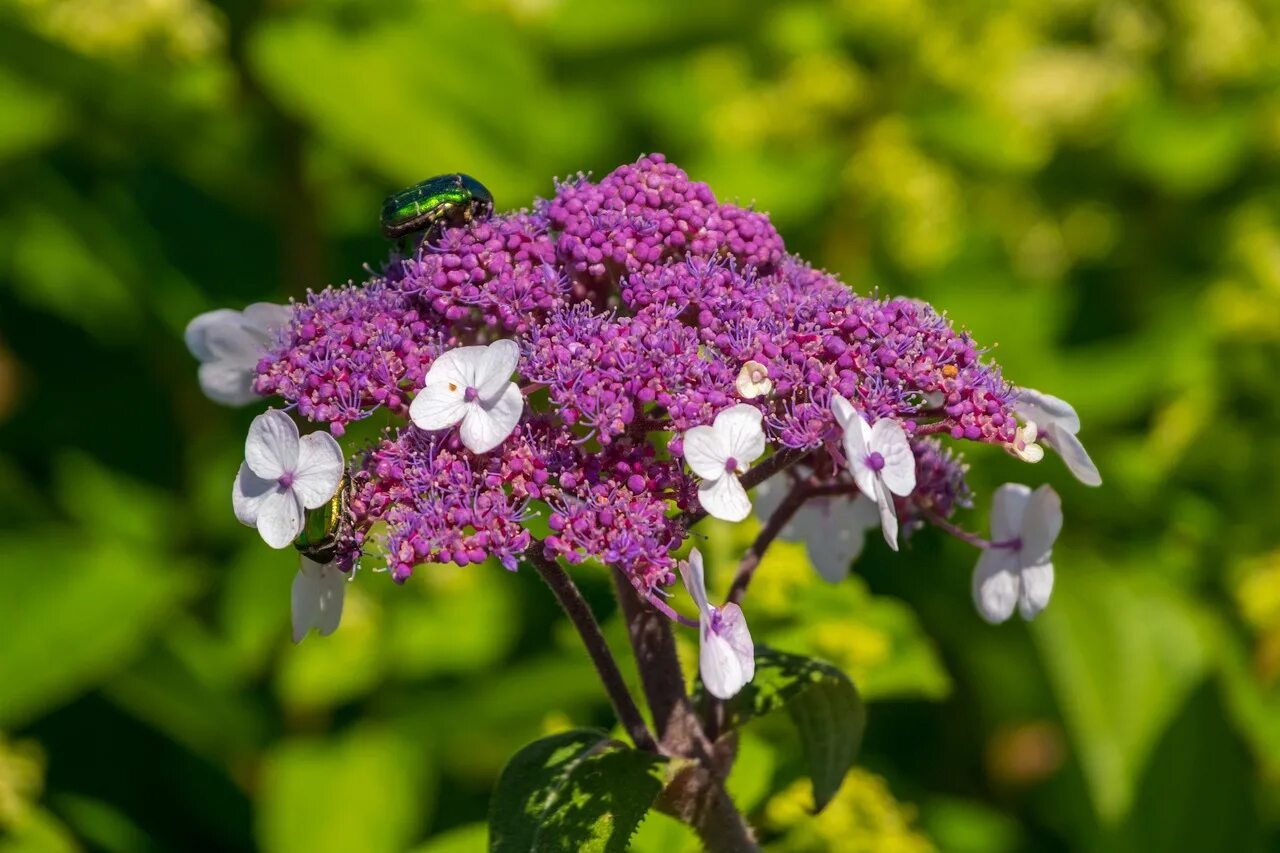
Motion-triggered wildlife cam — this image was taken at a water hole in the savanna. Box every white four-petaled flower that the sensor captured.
[753,477,880,583]
[681,548,755,700]
[291,556,346,643]
[972,483,1061,624]
[233,409,345,549]
[831,395,916,551]
[410,340,525,454]
[1013,388,1101,486]
[185,303,291,406]
[683,404,767,522]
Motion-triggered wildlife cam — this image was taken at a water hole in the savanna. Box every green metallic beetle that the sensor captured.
[380,173,494,240]
[294,474,352,564]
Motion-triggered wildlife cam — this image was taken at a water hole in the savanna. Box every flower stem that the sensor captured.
[526,551,657,752]
[725,479,808,606]
[611,571,760,851]
[920,507,993,549]
[678,447,810,529]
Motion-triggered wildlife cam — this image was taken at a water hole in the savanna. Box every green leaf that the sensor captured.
[713,646,866,812]
[0,533,189,727]
[489,729,667,853]
[1031,568,1216,824]
[259,726,431,853]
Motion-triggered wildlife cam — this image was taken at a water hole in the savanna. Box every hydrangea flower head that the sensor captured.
[207,154,1075,637]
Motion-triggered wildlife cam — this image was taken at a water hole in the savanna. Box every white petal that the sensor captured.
[232,462,275,526]
[459,382,523,453]
[698,474,752,522]
[840,414,878,499]
[874,477,900,551]
[1019,485,1062,567]
[255,487,305,549]
[198,361,260,407]
[972,548,1021,624]
[716,603,755,685]
[869,419,916,496]
[1045,425,1101,487]
[989,483,1032,542]
[184,309,241,361]
[735,361,773,399]
[241,302,292,336]
[714,404,766,466]
[1018,558,1054,620]
[1015,387,1080,434]
[201,320,267,364]
[291,557,346,643]
[830,394,858,431]
[244,410,300,480]
[428,345,485,389]
[804,497,878,583]
[475,339,521,404]
[701,621,747,700]
[293,431,345,508]
[751,477,793,537]
[290,565,321,643]
[683,425,728,480]
[410,383,469,431]
[679,547,711,616]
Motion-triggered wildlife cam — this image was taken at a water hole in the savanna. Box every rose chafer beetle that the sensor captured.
[294,474,352,564]
[380,173,494,240]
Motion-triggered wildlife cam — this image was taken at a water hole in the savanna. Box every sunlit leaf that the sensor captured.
[0,534,189,727]
[259,726,430,853]
[489,728,667,853]
[1031,568,1216,823]
[709,646,866,812]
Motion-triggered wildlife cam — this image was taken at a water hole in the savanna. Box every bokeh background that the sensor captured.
[2,0,1280,850]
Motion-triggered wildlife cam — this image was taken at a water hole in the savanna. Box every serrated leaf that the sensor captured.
[711,646,866,812]
[489,729,667,853]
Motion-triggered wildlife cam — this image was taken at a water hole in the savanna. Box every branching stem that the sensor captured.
[526,550,657,752]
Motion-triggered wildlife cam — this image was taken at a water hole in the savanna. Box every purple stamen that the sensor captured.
[464,386,479,402]
[866,451,885,471]
[724,456,739,473]
[277,471,295,489]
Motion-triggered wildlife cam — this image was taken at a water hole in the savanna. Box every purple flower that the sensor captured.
[226,153,1045,619]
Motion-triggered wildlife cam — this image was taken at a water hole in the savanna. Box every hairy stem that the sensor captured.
[526,551,656,752]
[613,571,760,851]
[919,508,993,549]
[612,570,701,747]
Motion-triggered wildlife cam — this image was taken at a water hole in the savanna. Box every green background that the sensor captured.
[2,0,1279,850]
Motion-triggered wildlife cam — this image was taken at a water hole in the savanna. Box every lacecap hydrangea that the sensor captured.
[193,154,1098,684]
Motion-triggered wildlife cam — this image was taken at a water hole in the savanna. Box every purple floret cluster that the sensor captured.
[255,154,1016,593]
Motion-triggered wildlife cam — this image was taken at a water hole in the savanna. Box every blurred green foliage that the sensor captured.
[1,0,1279,849]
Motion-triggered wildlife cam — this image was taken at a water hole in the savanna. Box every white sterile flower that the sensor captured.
[972,483,1062,624]
[233,409,345,549]
[185,302,291,406]
[831,395,916,551]
[683,404,767,523]
[409,339,524,454]
[754,478,880,583]
[291,556,346,643]
[1013,388,1101,486]
[1007,421,1045,463]
[680,548,754,700]
[735,360,773,399]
